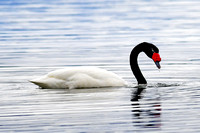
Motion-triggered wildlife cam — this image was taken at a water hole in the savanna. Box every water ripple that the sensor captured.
[1,0,200,132]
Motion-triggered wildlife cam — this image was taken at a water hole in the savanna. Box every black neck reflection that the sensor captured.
[131,87,161,129]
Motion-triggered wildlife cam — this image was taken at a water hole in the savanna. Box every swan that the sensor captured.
[30,42,161,89]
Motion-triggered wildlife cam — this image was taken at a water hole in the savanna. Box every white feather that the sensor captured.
[30,67,126,89]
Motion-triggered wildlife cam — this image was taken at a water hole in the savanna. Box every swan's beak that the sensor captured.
[155,61,161,69]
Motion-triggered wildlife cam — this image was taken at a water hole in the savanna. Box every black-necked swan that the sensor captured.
[30,42,161,89]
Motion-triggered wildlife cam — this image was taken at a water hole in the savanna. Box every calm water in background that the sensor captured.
[1,0,200,132]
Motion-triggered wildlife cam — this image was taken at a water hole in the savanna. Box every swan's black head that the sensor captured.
[139,42,161,69]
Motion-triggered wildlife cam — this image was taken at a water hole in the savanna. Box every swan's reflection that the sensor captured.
[131,87,161,128]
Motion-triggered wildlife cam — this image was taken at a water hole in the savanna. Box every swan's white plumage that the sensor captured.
[30,67,126,89]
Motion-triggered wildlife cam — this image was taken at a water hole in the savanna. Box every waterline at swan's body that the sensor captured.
[30,67,127,89]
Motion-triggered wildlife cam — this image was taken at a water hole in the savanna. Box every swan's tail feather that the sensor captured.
[29,77,68,89]
[29,80,47,88]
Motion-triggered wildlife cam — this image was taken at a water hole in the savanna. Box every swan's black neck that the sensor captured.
[130,42,159,85]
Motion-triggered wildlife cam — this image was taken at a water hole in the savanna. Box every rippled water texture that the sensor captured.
[1,0,200,132]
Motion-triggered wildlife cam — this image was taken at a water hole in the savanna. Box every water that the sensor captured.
[1,0,200,132]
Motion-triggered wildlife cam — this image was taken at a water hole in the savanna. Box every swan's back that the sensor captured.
[30,67,126,89]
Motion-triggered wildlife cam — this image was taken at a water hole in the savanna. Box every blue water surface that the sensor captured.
[0,0,200,132]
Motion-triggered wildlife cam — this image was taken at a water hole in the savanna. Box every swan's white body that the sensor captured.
[30,67,126,89]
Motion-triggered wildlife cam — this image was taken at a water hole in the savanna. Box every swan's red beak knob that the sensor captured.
[152,53,161,69]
